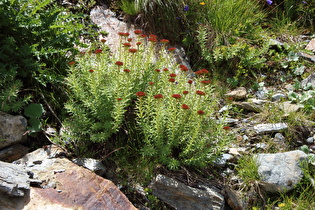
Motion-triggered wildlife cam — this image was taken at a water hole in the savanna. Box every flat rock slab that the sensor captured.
[254,123,288,134]
[150,174,225,210]
[256,150,307,193]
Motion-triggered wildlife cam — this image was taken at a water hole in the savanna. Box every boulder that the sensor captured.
[256,150,307,193]
[150,174,225,210]
[0,111,27,149]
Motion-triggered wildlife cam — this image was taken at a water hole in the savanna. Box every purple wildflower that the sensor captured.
[266,0,273,5]
[184,5,189,12]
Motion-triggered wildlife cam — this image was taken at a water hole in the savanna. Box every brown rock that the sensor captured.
[225,87,247,100]
[23,159,137,210]
[0,144,29,162]
[1,146,137,210]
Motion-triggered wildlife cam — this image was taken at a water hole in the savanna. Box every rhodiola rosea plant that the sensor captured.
[62,30,231,169]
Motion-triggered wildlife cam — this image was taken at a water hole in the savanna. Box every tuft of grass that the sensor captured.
[236,155,260,186]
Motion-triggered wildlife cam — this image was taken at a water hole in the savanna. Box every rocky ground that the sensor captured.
[1,4,315,210]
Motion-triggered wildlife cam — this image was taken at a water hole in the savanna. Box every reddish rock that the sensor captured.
[1,146,137,210]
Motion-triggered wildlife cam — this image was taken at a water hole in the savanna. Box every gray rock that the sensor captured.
[0,161,30,196]
[305,38,315,52]
[0,111,27,149]
[72,158,107,176]
[278,101,301,114]
[0,144,29,162]
[256,150,307,193]
[233,99,266,112]
[297,52,315,63]
[272,93,287,101]
[150,174,225,210]
[254,123,288,134]
[215,153,234,167]
[301,73,315,89]
[225,87,247,100]
[306,137,314,144]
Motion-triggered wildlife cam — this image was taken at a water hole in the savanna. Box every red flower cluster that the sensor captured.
[123,69,130,73]
[100,39,106,43]
[163,68,169,72]
[89,69,94,73]
[136,92,146,97]
[181,104,190,109]
[118,32,129,37]
[129,48,138,53]
[227,97,234,101]
[149,82,154,85]
[117,98,122,101]
[172,94,181,99]
[134,30,142,35]
[183,91,189,95]
[188,80,193,84]
[155,69,161,72]
[201,80,211,84]
[169,73,177,77]
[196,90,205,95]
[68,61,75,65]
[94,49,103,54]
[197,110,205,115]
[127,38,132,42]
[115,61,123,66]
[154,94,163,99]
[195,69,209,75]
[136,42,142,46]
[179,64,188,72]
[169,78,175,82]
[160,39,169,43]
[148,37,157,42]
[140,34,147,38]
[168,47,176,52]
[223,126,231,130]
[123,43,131,47]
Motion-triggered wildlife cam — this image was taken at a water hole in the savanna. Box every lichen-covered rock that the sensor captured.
[0,111,27,149]
[256,150,307,193]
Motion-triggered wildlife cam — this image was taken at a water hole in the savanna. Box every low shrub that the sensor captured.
[63,31,232,169]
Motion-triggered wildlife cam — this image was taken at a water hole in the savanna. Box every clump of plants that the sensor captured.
[62,31,232,170]
[0,0,91,114]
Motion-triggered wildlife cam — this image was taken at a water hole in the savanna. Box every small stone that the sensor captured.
[305,38,315,52]
[272,93,287,101]
[215,154,234,167]
[254,123,288,134]
[278,101,301,114]
[307,137,314,144]
[225,87,247,100]
[301,74,315,89]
